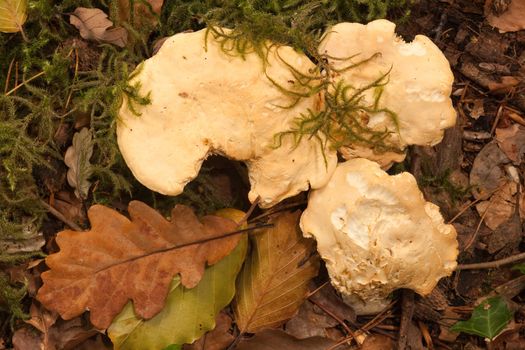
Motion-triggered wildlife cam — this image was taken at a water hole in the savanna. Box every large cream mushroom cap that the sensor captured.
[300,158,458,314]
[319,20,456,162]
[117,28,336,207]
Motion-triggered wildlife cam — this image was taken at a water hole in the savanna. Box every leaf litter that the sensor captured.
[37,201,240,329]
[4,0,525,349]
[70,7,128,47]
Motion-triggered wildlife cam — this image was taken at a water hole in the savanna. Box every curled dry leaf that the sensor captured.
[234,211,319,333]
[496,124,525,163]
[469,141,510,199]
[485,0,525,33]
[0,0,27,34]
[70,7,128,47]
[64,128,93,200]
[476,181,522,230]
[37,201,240,329]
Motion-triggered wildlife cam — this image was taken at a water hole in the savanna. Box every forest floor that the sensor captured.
[1,0,524,349]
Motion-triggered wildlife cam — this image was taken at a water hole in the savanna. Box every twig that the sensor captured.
[237,196,260,226]
[456,252,525,270]
[4,58,15,93]
[95,223,274,274]
[64,47,79,110]
[5,71,45,96]
[418,321,434,350]
[309,298,357,344]
[463,200,492,251]
[249,199,307,223]
[490,104,504,135]
[447,197,483,224]
[40,200,83,231]
[397,290,415,350]
[306,281,329,298]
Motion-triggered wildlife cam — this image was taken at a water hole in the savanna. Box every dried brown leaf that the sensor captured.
[37,201,239,329]
[285,300,337,339]
[487,76,520,93]
[485,0,525,33]
[64,128,93,200]
[235,329,338,350]
[496,124,525,163]
[476,181,520,230]
[361,334,394,350]
[183,311,235,350]
[12,327,42,350]
[469,141,510,199]
[70,8,127,47]
[234,211,319,334]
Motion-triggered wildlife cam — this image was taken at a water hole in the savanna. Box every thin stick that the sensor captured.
[64,47,79,110]
[309,298,356,342]
[40,200,83,231]
[5,71,45,96]
[95,223,274,274]
[490,104,504,135]
[397,290,415,350]
[447,197,483,224]
[237,196,260,226]
[306,281,329,298]
[4,58,15,93]
[463,200,492,251]
[456,252,525,270]
[250,199,307,222]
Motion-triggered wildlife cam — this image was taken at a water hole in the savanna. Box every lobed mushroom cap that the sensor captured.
[319,19,456,160]
[300,158,458,314]
[117,28,336,207]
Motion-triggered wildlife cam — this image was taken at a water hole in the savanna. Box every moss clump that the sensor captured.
[1,1,152,251]
[0,273,28,327]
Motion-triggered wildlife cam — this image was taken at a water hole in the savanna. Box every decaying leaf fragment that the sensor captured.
[485,0,525,33]
[234,211,319,333]
[37,201,240,329]
[0,0,27,34]
[70,7,128,47]
[64,128,93,199]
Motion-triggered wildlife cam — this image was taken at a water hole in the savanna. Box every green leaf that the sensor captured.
[451,296,513,340]
[0,0,27,33]
[511,263,525,274]
[162,345,180,350]
[108,230,247,350]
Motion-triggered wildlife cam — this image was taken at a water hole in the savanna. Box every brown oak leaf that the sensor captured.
[37,201,239,329]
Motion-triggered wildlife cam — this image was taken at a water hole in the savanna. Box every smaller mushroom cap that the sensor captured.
[319,20,456,156]
[300,158,458,314]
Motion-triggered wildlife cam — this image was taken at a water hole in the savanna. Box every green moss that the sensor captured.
[0,0,150,253]
[0,273,28,326]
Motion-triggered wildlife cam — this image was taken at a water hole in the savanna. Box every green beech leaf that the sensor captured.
[451,296,513,340]
[108,209,248,350]
[0,0,27,33]
[511,263,525,274]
